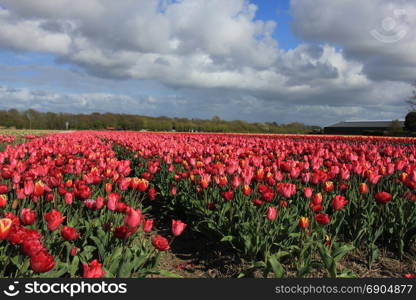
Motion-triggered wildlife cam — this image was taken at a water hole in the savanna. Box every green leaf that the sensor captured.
[338,268,358,278]
[90,236,105,260]
[70,256,79,277]
[332,244,355,262]
[268,255,285,278]
[156,270,183,278]
[220,235,234,242]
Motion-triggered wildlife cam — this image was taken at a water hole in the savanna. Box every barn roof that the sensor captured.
[325,120,404,128]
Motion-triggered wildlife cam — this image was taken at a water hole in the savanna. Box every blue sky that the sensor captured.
[253,0,299,50]
[0,0,414,126]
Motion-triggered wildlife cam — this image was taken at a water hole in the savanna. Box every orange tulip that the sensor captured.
[0,218,13,240]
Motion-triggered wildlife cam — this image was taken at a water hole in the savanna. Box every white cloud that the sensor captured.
[0,0,413,125]
[291,0,416,82]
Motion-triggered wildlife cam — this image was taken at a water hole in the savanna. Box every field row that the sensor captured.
[0,131,416,277]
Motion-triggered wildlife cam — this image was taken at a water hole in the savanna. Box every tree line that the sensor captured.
[0,109,319,134]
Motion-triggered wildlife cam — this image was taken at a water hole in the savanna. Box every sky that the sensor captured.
[0,0,415,126]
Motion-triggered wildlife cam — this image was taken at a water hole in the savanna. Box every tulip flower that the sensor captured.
[148,187,157,200]
[0,218,13,240]
[137,178,149,192]
[64,192,74,205]
[266,207,277,221]
[375,192,392,204]
[105,183,113,193]
[221,190,234,201]
[0,184,8,194]
[299,217,309,229]
[33,180,45,197]
[61,226,80,241]
[152,235,170,251]
[82,259,105,278]
[125,207,142,228]
[331,195,348,210]
[359,183,369,194]
[303,187,313,198]
[143,219,154,233]
[323,181,334,193]
[21,239,44,257]
[0,194,7,208]
[113,225,135,239]
[315,213,331,225]
[20,208,36,225]
[30,250,55,273]
[172,219,187,236]
[44,209,65,231]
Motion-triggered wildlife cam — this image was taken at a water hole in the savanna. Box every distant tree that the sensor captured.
[405,111,416,132]
[211,115,221,122]
[0,108,316,134]
[386,119,404,136]
[406,81,416,110]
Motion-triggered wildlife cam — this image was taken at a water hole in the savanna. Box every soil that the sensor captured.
[149,226,416,278]
[146,199,416,278]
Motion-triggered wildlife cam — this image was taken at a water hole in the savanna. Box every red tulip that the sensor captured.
[5,212,19,226]
[125,207,142,228]
[61,226,80,241]
[21,239,44,257]
[266,207,277,221]
[143,219,154,233]
[105,183,113,193]
[310,193,323,212]
[303,187,313,198]
[279,200,288,208]
[359,183,369,194]
[148,187,157,200]
[106,193,118,211]
[95,196,104,210]
[44,209,65,231]
[82,259,105,278]
[331,195,348,210]
[315,213,331,225]
[64,192,74,205]
[221,190,234,201]
[24,180,34,196]
[231,176,241,189]
[172,219,187,236]
[30,250,55,273]
[0,184,8,194]
[152,235,170,251]
[375,192,392,204]
[46,192,54,202]
[116,201,128,213]
[170,185,177,196]
[20,208,36,225]
[70,246,79,256]
[113,225,135,239]
[252,199,263,206]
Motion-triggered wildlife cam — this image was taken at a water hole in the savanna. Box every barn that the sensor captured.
[323,120,405,135]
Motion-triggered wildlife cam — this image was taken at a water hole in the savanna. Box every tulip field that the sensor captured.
[1,130,416,278]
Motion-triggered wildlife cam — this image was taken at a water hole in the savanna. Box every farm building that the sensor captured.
[323,120,404,135]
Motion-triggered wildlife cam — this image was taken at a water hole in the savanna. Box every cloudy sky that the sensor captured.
[0,0,414,126]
